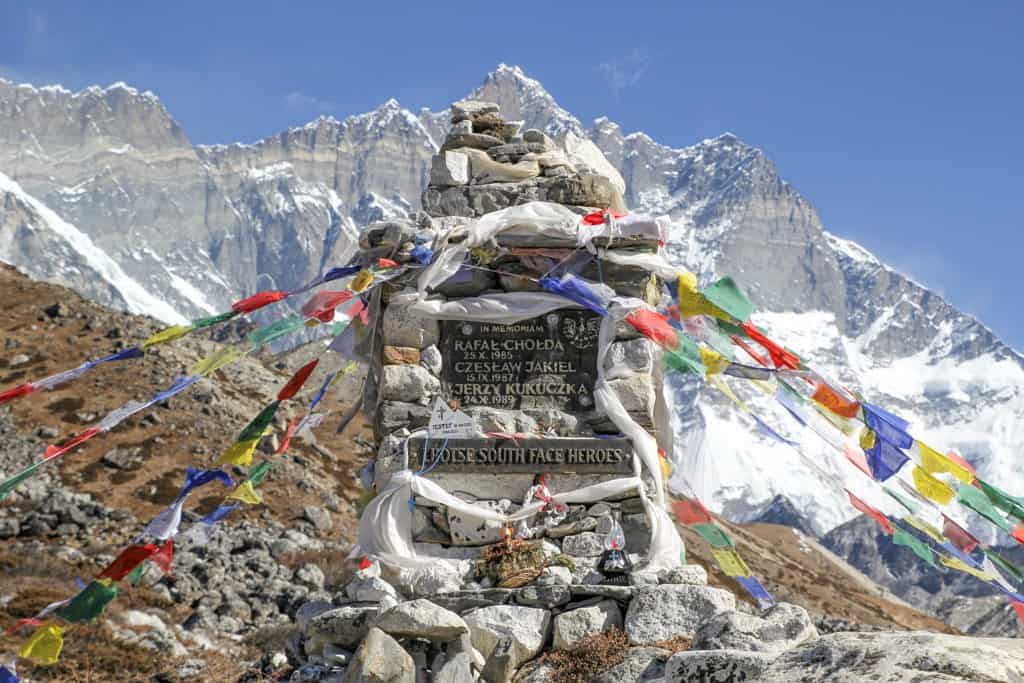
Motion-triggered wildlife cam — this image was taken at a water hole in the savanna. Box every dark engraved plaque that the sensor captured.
[441,310,602,411]
[408,437,634,474]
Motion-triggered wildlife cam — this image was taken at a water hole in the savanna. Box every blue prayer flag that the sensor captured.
[736,576,775,608]
[862,403,913,449]
[539,274,609,316]
[865,438,910,481]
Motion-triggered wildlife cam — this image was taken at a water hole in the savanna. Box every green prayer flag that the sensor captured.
[884,487,920,514]
[57,580,118,623]
[665,334,706,375]
[957,485,1014,533]
[978,480,1024,521]
[987,551,1024,584]
[191,310,237,329]
[693,522,735,549]
[237,401,280,442]
[702,277,754,323]
[127,562,148,586]
[249,316,305,348]
[0,461,43,501]
[893,527,935,567]
[248,461,273,485]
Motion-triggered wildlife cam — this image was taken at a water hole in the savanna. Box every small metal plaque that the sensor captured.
[408,437,634,475]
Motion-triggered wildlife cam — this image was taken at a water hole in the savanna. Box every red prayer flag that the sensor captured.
[731,336,770,367]
[1013,522,1024,546]
[812,382,860,419]
[151,540,174,575]
[4,617,44,636]
[625,309,679,350]
[1012,600,1024,625]
[946,449,976,481]
[275,417,299,455]
[377,258,399,269]
[43,427,102,460]
[231,290,287,314]
[843,446,872,478]
[97,543,159,581]
[742,322,800,370]
[0,382,35,404]
[581,209,626,226]
[942,515,980,553]
[278,359,319,401]
[301,290,353,323]
[846,489,893,535]
[673,499,713,525]
[358,556,372,571]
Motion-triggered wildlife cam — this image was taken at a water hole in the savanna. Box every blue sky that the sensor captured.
[1,1,1021,348]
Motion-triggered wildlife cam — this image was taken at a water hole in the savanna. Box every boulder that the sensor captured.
[691,602,817,654]
[561,531,605,557]
[480,636,517,683]
[451,100,500,122]
[433,649,473,683]
[658,565,708,586]
[522,129,555,148]
[379,365,440,403]
[515,585,571,609]
[624,585,735,644]
[391,561,470,598]
[559,130,627,196]
[430,150,470,186]
[307,605,379,650]
[591,647,670,683]
[345,575,401,605]
[464,605,551,669]
[374,599,468,641]
[553,600,623,650]
[664,649,775,682]
[342,627,415,683]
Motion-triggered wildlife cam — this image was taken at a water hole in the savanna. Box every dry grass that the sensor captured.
[279,547,357,593]
[650,635,691,653]
[536,628,631,683]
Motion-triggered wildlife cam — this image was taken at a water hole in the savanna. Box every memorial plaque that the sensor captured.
[408,437,634,475]
[441,310,602,411]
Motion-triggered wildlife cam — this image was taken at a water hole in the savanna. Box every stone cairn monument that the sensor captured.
[286,101,819,683]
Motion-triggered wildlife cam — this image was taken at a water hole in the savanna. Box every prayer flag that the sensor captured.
[861,403,913,448]
[957,485,1014,534]
[912,466,956,505]
[0,383,35,404]
[232,290,287,314]
[350,270,373,292]
[0,664,18,683]
[843,445,872,478]
[1012,600,1024,625]
[4,619,43,636]
[142,325,192,350]
[741,322,801,370]
[377,258,399,269]
[178,467,232,501]
[1015,522,1024,546]
[0,461,43,501]
[702,277,754,323]
[539,274,610,316]
[699,347,731,375]
[919,442,973,484]
[693,523,735,549]
[978,480,1024,521]
[625,309,678,350]
[724,363,775,381]
[190,311,237,329]
[127,562,148,586]
[986,551,1024,585]
[731,336,770,367]
[902,516,946,544]
[151,540,174,575]
[275,417,299,455]
[863,434,909,482]
[712,548,752,577]
[57,580,118,623]
[753,415,799,447]
[98,544,159,581]
[941,555,993,581]
[249,316,305,348]
[301,291,353,323]
[201,504,239,525]
[228,480,262,505]
[736,576,775,608]
[248,461,273,485]
[238,401,280,442]
[217,438,260,467]
[846,490,893,535]
[43,427,102,460]
[151,375,201,404]
[942,515,980,554]
[191,347,245,376]
[677,272,729,321]
[812,382,860,419]
[18,624,63,666]
[673,499,713,525]
[410,245,433,265]
[278,359,319,401]
[884,487,920,514]
[893,527,936,567]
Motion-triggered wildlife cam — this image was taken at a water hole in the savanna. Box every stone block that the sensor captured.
[464,148,540,185]
[464,605,550,670]
[342,627,415,683]
[624,585,736,644]
[553,600,623,649]
[430,150,470,186]
[380,364,440,402]
[382,345,420,365]
[606,339,656,378]
[658,565,708,586]
[307,605,379,650]
[441,132,504,151]
[447,498,513,546]
[515,585,571,609]
[691,602,817,654]
[377,400,431,434]
[561,531,606,557]
[591,647,670,683]
[374,599,468,641]
[608,375,655,425]
[664,649,775,682]
[382,292,439,349]
[451,100,500,122]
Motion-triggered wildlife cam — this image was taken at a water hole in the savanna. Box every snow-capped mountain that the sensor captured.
[0,65,1021,540]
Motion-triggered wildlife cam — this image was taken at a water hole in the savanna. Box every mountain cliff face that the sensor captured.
[0,65,1021,545]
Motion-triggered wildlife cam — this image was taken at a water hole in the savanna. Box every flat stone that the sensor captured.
[608,375,656,425]
[342,627,415,683]
[664,649,775,682]
[101,445,143,470]
[377,401,431,434]
[486,142,548,159]
[561,531,606,557]
[412,506,450,544]
[553,600,622,650]
[658,565,708,586]
[430,150,470,186]
[307,605,379,649]
[624,585,736,644]
[295,600,334,630]
[447,498,513,546]
[621,513,652,554]
[515,585,571,609]
[382,292,440,349]
[345,575,401,604]
[451,100,500,122]
[569,585,634,601]
[546,516,597,539]
[523,149,572,169]
[382,346,421,365]
[691,602,817,654]
[464,605,551,670]
[430,589,515,614]
[441,132,504,151]
[451,119,473,134]
[374,599,468,641]
[537,566,572,586]
[380,364,440,402]
[391,562,470,598]
[591,647,670,683]
[522,129,555,147]
[433,649,473,683]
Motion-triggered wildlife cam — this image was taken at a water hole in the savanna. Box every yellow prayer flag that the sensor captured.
[350,270,373,293]
[677,272,729,321]
[699,347,731,376]
[902,515,946,544]
[709,375,748,412]
[19,623,64,666]
[191,347,245,376]
[813,402,860,437]
[642,274,660,306]
[940,555,993,582]
[859,428,877,450]
[912,466,955,505]
[228,480,262,505]
[751,378,776,395]
[658,454,672,481]
[711,549,752,577]
[216,437,261,467]
[919,441,973,485]
[142,325,192,350]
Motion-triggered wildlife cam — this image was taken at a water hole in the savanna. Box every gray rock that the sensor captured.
[377,401,431,434]
[658,565,708,586]
[625,585,736,644]
[451,120,473,134]
[515,585,571,609]
[380,365,440,403]
[382,293,440,349]
[345,575,401,604]
[431,589,515,614]
[433,649,473,683]
[101,445,143,469]
[629,572,660,587]
[447,498,512,546]
[486,142,547,159]
[664,649,775,682]
[521,129,555,148]
[342,627,415,683]
[412,506,450,544]
[307,605,379,649]
[561,531,605,557]
[392,561,469,598]
[569,584,634,601]
[546,515,598,539]
[432,264,498,298]
[591,647,670,683]
[295,564,326,591]
[374,599,468,641]
[480,636,517,683]
[430,150,470,186]
[537,566,572,586]
[692,602,817,654]
[608,375,655,425]
[464,605,551,669]
[607,339,656,377]
[303,506,333,535]
[553,600,623,650]
[9,353,31,367]
[451,100,500,122]
[441,132,504,151]
[419,345,442,375]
